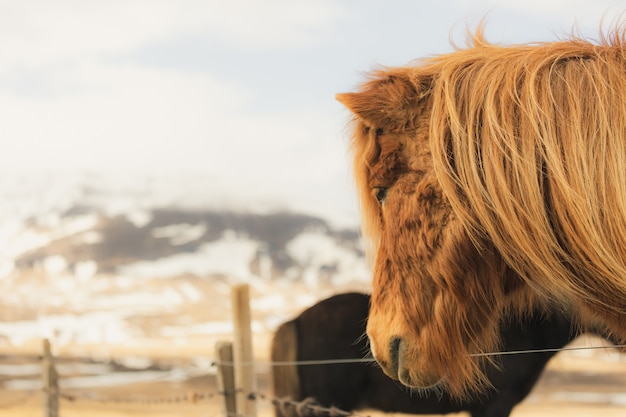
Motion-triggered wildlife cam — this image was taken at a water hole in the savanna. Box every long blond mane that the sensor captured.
[425,27,626,315]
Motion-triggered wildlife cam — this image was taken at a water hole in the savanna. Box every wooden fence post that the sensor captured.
[216,341,237,416]
[231,284,257,417]
[42,339,59,417]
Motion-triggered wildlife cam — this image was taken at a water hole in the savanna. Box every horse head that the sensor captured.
[338,28,626,398]
[338,69,525,397]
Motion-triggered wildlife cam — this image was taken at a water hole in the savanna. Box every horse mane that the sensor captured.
[428,25,626,315]
[348,24,626,316]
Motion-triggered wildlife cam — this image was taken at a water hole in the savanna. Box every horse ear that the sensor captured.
[336,73,430,128]
[335,91,385,124]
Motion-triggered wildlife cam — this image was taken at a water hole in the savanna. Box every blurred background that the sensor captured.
[1,1,625,416]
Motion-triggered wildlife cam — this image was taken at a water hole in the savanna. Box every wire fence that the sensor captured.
[0,342,374,417]
[1,338,624,414]
[1,283,625,417]
[0,285,376,417]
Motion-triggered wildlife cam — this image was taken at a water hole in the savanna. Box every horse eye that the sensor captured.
[375,187,388,205]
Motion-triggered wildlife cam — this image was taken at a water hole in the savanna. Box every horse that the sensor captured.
[336,25,626,398]
[271,292,584,417]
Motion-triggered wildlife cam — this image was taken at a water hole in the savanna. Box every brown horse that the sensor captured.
[337,25,626,398]
[271,292,582,417]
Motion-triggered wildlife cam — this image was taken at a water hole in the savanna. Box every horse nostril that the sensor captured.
[388,336,402,380]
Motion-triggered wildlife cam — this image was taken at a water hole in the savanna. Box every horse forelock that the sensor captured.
[340,69,434,263]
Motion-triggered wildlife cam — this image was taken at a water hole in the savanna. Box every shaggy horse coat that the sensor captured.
[337,26,626,397]
[271,292,580,417]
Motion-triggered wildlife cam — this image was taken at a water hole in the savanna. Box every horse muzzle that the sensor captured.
[370,334,444,389]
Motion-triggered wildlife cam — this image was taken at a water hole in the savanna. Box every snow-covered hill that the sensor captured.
[0,171,371,355]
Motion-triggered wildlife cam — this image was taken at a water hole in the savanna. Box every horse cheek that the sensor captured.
[368,247,403,359]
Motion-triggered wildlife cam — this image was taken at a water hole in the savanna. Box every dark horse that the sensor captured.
[272,292,581,417]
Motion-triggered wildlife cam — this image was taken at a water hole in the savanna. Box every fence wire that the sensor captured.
[59,389,224,405]
[212,341,626,368]
[0,340,624,415]
[60,386,369,417]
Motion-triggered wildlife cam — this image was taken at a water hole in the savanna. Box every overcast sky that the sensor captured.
[1,1,624,226]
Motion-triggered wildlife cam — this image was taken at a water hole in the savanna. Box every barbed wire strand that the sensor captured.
[56,385,368,417]
[59,389,227,405]
[251,391,370,417]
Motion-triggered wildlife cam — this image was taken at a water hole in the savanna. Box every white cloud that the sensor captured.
[0,54,352,218]
[0,0,352,197]
[0,0,347,73]
[0,1,172,70]
[199,0,348,51]
[0,60,250,172]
